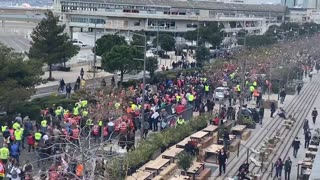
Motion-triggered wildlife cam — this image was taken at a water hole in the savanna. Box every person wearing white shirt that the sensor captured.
[151,111,160,131]
[7,161,21,180]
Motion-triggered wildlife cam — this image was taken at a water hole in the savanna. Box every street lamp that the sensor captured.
[131,32,147,139]
[113,30,147,139]
[233,31,247,109]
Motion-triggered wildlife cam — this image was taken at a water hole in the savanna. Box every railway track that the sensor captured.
[260,79,320,180]
[214,74,320,179]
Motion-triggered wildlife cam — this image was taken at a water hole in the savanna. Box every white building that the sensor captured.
[53,0,286,38]
[286,8,320,23]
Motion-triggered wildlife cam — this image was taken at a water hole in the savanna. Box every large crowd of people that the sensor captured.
[0,56,315,180]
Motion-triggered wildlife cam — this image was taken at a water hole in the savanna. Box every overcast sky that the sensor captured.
[246,0,282,4]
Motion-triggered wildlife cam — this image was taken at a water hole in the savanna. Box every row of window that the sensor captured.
[62,5,199,16]
[70,17,106,24]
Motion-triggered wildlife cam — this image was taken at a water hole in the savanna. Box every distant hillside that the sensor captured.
[0,0,52,7]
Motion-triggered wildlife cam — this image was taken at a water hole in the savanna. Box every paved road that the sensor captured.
[211,73,319,179]
[0,33,30,52]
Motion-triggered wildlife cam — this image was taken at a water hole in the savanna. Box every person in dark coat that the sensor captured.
[305,129,311,149]
[311,107,318,124]
[223,129,230,150]
[280,89,286,104]
[270,102,276,118]
[284,157,292,180]
[275,158,283,178]
[292,137,300,158]
[218,150,228,176]
[296,84,302,95]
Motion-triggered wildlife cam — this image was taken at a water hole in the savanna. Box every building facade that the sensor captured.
[53,0,286,38]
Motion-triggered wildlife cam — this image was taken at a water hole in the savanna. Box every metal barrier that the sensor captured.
[137,104,194,130]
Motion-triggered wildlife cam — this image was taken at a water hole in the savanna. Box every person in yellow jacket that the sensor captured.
[188,94,194,105]
[80,99,88,108]
[12,122,20,130]
[236,84,241,95]
[176,116,185,126]
[14,128,23,149]
[249,85,255,101]
[82,109,88,117]
[73,106,79,116]
[1,124,7,133]
[41,119,48,133]
[34,130,42,145]
[253,80,257,87]
[0,144,9,164]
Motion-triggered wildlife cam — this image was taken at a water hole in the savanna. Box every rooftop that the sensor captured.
[61,0,286,13]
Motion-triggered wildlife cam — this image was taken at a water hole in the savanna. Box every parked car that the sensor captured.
[214,87,230,100]
[71,40,87,47]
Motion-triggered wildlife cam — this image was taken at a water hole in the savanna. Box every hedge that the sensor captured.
[105,114,209,179]
[9,94,78,121]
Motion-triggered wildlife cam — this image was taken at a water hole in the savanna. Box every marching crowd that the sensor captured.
[0,60,314,179]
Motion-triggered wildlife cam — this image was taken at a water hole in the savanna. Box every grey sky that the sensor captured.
[246,0,281,4]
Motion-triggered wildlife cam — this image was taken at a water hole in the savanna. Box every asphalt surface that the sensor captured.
[0,33,31,52]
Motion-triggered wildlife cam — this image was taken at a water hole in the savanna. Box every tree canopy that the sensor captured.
[153,34,175,52]
[245,35,277,48]
[29,10,78,80]
[102,45,139,83]
[0,44,43,111]
[146,56,159,77]
[96,34,127,56]
[195,45,210,66]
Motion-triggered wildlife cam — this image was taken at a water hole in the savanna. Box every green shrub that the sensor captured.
[9,95,77,121]
[105,115,208,179]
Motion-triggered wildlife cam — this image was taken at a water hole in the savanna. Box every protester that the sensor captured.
[218,150,228,176]
[284,157,292,180]
[292,137,301,158]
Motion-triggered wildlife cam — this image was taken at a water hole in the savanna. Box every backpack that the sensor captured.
[11,167,18,178]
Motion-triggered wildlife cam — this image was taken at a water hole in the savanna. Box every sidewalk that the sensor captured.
[289,82,320,179]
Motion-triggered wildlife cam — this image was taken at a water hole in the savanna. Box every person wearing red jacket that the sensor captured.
[103,126,108,142]
[71,127,80,145]
[27,133,35,152]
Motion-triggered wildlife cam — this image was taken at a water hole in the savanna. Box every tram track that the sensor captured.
[216,75,320,179]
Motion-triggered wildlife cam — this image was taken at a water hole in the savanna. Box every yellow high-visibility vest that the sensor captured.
[250,86,255,92]
[1,126,7,132]
[13,122,20,130]
[177,118,185,125]
[82,111,88,117]
[35,132,42,140]
[0,147,9,160]
[73,107,79,116]
[188,95,194,101]
[253,81,257,87]
[236,85,241,92]
[14,129,22,141]
[41,120,47,127]
[81,100,88,107]
[205,85,209,92]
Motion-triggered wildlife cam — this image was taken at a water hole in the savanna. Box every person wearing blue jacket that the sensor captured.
[10,141,20,163]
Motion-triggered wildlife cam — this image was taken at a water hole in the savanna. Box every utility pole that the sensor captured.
[141,33,147,139]
[239,35,246,109]
[156,20,159,52]
[268,60,272,100]
[93,21,97,90]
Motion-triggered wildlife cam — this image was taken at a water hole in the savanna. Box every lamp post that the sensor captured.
[131,32,147,139]
[233,31,247,109]
[114,30,147,139]
[93,20,97,91]
[156,21,160,52]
